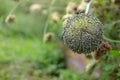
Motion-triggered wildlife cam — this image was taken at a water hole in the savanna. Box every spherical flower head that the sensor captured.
[62,13,103,54]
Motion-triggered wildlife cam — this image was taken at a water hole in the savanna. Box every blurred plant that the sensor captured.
[58,70,84,80]
[43,0,56,37]
[5,0,23,20]
[29,3,42,13]
[66,2,78,14]
[43,32,55,43]
[33,42,66,75]
[98,50,120,80]
[51,12,60,23]
[51,69,97,80]
[78,0,90,13]
[5,14,16,24]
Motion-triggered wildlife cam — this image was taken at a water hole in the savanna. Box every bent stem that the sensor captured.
[43,0,56,36]
[85,52,98,75]
[8,0,23,15]
[85,0,94,14]
[103,35,120,43]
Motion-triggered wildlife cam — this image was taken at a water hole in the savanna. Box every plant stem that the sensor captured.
[43,0,56,36]
[85,59,98,74]
[103,35,120,43]
[85,0,94,14]
[8,0,23,15]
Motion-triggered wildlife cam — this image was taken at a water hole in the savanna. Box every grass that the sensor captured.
[0,36,47,79]
[0,34,66,80]
[0,35,42,62]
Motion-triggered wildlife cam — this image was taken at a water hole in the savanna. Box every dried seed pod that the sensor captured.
[51,12,60,23]
[77,1,88,13]
[66,2,78,14]
[62,14,73,21]
[43,32,55,43]
[95,42,112,60]
[62,13,103,54]
[29,4,42,13]
[112,0,120,5]
[5,15,16,24]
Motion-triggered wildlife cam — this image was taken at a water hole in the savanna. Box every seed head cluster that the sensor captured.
[62,13,103,54]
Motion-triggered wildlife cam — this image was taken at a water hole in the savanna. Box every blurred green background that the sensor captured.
[0,0,120,80]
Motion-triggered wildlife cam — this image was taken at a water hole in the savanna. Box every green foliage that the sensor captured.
[33,42,66,75]
[98,50,120,80]
[0,1,14,16]
[59,70,83,80]
[0,37,40,62]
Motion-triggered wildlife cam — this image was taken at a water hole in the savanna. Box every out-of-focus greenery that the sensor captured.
[0,0,120,80]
